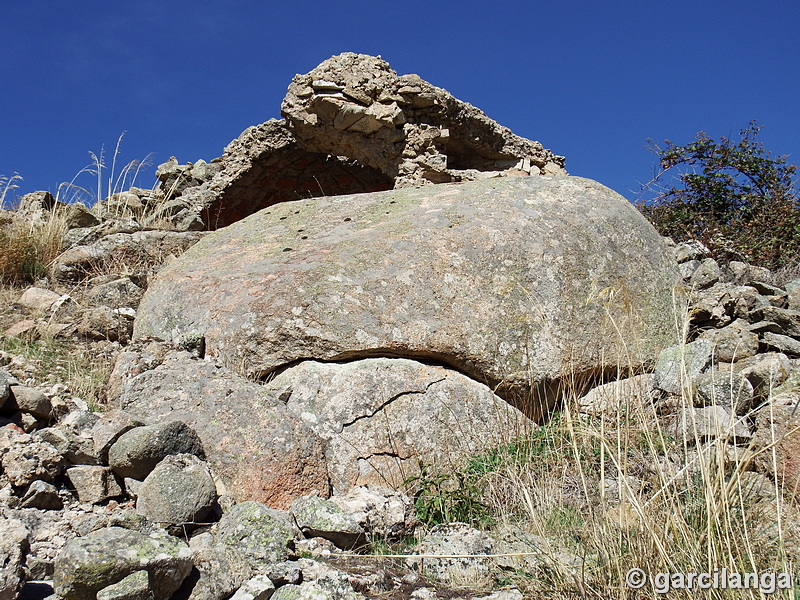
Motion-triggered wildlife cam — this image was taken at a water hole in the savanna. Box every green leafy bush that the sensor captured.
[637,121,800,269]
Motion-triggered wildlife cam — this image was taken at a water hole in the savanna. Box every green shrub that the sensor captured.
[637,121,800,269]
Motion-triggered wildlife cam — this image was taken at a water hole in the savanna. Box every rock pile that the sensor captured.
[579,239,800,502]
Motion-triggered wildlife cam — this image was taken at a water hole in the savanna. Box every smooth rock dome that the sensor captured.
[133,175,681,420]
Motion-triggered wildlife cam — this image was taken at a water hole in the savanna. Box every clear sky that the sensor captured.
[2,1,798,207]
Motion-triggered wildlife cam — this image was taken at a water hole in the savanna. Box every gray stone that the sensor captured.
[725,261,774,286]
[675,240,710,263]
[697,322,760,363]
[186,544,251,600]
[408,523,495,583]
[0,371,9,407]
[1,433,64,486]
[62,202,102,229]
[109,420,205,480]
[91,410,145,463]
[20,480,63,510]
[761,331,800,357]
[123,477,143,499]
[61,408,101,433]
[734,352,792,397]
[679,259,701,280]
[752,404,800,501]
[135,454,217,531]
[272,358,531,493]
[53,526,192,600]
[290,495,365,549]
[66,466,123,504]
[216,502,296,572]
[5,385,52,418]
[263,562,302,586]
[269,571,361,600]
[77,306,135,343]
[17,286,62,311]
[35,426,99,465]
[51,230,206,282]
[474,591,524,600]
[693,369,754,414]
[329,485,417,540]
[653,339,714,394]
[97,570,154,600]
[785,279,800,311]
[229,575,275,600]
[134,176,680,423]
[688,257,720,289]
[0,516,29,600]
[85,277,145,309]
[577,374,656,417]
[747,306,800,337]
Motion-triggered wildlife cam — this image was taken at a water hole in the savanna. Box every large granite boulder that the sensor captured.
[134,176,680,421]
[268,357,531,492]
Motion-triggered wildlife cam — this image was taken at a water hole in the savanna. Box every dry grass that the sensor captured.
[0,213,68,284]
[474,397,798,599]
[399,295,799,598]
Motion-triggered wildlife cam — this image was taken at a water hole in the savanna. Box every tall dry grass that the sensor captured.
[399,289,798,598]
[0,213,68,284]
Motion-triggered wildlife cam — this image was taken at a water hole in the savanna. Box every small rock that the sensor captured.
[329,485,417,539]
[0,371,9,406]
[675,240,710,263]
[5,385,52,418]
[108,420,205,480]
[135,454,217,532]
[688,258,720,289]
[20,480,63,510]
[408,522,494,583]
[66,466,123,504]
[61,408,100,432]
[216,501,296,572]
[290,494,365,549]
[735,352,792,397]
[654,339,714,394]
[77,306,134,342]
[264,561,302,586]
[698,322,760,363]
[85,277,144,309]
[17,287,61,311]
[747,306,800,337]
[785,279,800,311]
[0,516,29,600]
[184,543,251,600]
[123,477,143,499]
[1,434,65,486]
[91,410,145,463]
[36,426,99,465]
[578,374,656,417]
[229,575,275,600]
[97,570,154,600]
[761,332,800,357]
[693,369,754,414]
[672,406,751,443]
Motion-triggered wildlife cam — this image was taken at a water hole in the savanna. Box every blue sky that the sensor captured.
[2,1,798,207]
